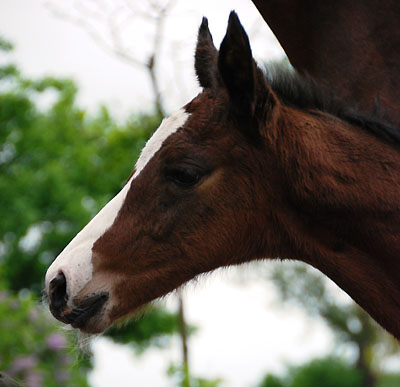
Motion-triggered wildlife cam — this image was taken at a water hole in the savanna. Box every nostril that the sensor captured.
[49,272,68,310]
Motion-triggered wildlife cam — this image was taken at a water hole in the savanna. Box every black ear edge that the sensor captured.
[218,42,255,116]
[195,16,218,89]
[197,17,215,52]
[218,11,280,138]
[227,10,242,33]
[224,11,250,48]
[218,11,256,116]
[199,17,209,37]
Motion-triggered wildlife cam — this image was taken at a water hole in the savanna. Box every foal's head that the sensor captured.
[45,12,286,333]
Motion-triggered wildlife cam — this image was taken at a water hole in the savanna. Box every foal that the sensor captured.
[45,12,400,339]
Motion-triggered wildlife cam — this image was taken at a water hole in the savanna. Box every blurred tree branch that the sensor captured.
[269,262,399,387]
[41,3,197,385]
[43,0,178,117]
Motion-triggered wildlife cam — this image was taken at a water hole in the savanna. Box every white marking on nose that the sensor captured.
[45,178,133,304]
[45,108,190,303]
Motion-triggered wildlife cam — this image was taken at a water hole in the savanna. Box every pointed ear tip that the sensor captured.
[225,10,248,41]
[228,10,240,23]
[199,17,209,32]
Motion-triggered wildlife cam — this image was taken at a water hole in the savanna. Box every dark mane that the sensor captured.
[265,64,400,146]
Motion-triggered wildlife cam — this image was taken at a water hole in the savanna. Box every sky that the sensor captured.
[0,1,338,386]
[0,0,285,119]
[89,265,333,387]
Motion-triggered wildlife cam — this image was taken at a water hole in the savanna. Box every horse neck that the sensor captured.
[267,106,400,338]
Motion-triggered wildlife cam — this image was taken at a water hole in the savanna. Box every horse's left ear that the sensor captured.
[195,17,218,89]
[218,12,257,118]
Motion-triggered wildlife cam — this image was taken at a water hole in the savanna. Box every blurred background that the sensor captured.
[0,1,399,386]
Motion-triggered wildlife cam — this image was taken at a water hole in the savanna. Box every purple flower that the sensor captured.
[46,333,67,352]
[28,309,40,322]
[9,355,38,375]
[0,290,9,302]
[25,370,43,387]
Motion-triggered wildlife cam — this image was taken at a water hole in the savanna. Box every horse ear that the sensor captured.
[195,17,218,89]
[218,11,257,117]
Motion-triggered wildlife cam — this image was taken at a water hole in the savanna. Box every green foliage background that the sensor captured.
[0,38,183,385]
[1,35,399,387]
[0,290,90,386]
[0,64,158,293]
[259,357,364,387]
[259,356,400,387]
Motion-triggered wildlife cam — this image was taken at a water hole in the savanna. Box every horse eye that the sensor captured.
[167,168,201,187]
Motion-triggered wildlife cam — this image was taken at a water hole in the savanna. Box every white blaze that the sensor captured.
[45,179,134,304]
[45,109,190,302]
[133,108,190,178]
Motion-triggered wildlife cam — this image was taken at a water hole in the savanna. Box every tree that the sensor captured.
[267,262,400,387]
[0,58,155,294]
[259,357,364,387]
[259,355,400,387]
[0,39,183,383]
[42,3,202,383]
[0,290,90,386]
[44,0,179,118]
